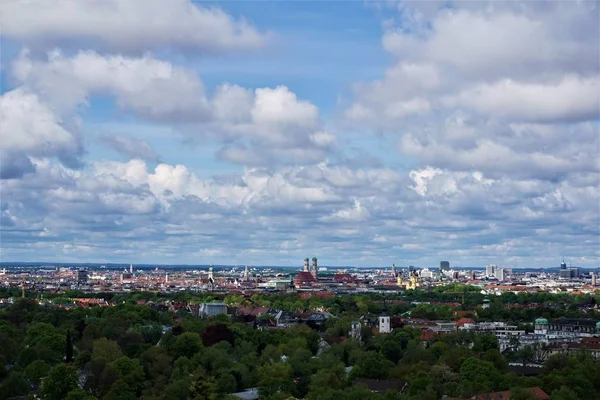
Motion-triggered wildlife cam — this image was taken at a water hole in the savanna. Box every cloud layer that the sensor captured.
[0,0,598,267]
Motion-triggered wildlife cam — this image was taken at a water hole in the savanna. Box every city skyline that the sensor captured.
[1,1,599,268]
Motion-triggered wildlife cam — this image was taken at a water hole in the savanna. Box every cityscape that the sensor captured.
[0,258,599,399]
[1,259,599,297]
[1,0,599,399]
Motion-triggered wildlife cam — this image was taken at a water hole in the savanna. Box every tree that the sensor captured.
[66,329,74,363]
[482,349,508,372]
[0,372,30,399]
[171,332,203,359]
[92,338,123,363]
[459,357,495,396]
[66,388,96,400]
[203,323,234,347]
[258,362,295,397]
[110,356,145,395]
[43,364,78,400]
[551,386,582,400]
[350,351,394,380]
[473,334,499,353]
[308,362,346,398]
[24,359,51,385]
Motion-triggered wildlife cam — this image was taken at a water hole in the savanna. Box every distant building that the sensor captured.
[379,311,391,334]
[199,302,227,318]
[311,257,318,279]
[486,265,496,277]
[560,267,579,279]
[77,269,88,285]
[350,321,362,341]
[560,260,567,270]
[495,268,507,282]
[439,261,450,272]
[420,268,434,279]
[294,272,316,286]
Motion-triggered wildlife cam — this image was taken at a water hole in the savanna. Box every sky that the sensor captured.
[0,0,599,268]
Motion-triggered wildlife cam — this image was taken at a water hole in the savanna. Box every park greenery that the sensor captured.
[0,286,598,399]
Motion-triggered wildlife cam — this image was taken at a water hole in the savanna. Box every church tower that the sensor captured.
[311,257,318,279]
[379,311,391,334]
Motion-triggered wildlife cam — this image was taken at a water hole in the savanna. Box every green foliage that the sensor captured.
[0,289,598,400]
[92,338,123,362]
[43,364,79,400]
[24,359,51,384]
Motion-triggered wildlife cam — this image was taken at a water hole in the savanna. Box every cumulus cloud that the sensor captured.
[11,51,335,167]
[444,76,600,123]
[1,159,597,266]
[12,50,211,120]
[0,89,83,179]
[1,0,268,53]
[345,1,600,183]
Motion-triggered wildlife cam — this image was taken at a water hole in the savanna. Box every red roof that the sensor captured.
[333,273,355,283]
[237,306,270,316]
[420,329,438,341]
[472,387,549,400]
[298,291,334,299]
[294,272,316,284]
[456,317,476,327]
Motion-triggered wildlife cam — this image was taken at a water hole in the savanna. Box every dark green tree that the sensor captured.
[43,364,78,400]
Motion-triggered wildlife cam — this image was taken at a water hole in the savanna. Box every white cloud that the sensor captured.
[11,50,336,166]
[444,76,600,123]
[0,89,82,178]
[1,158,598,266]
[1,0,268,53]
[13,50,210,120]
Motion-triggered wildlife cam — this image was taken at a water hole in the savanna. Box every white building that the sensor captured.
[495,268,507,282]
[486,265,496,277]
[379,312,391,334]
[420,268,434,279]
[199,302,227,318]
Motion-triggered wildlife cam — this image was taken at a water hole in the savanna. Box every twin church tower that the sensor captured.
[303,257,318,279]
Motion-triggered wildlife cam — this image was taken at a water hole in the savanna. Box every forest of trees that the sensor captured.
[0,289,598,399]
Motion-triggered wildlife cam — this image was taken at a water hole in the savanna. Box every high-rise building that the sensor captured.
[560,260,567,270]
[592,272,597,286]
[243,265,250,281]
[440,261,450,272]
[495,268,507,282]
[77,268,88,285]
[391,264,396,277]
[486,265,496,277]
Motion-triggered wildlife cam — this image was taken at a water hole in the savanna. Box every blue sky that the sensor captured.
[0,0,599,268]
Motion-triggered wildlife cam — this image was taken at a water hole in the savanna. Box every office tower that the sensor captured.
[77,268,88,285]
